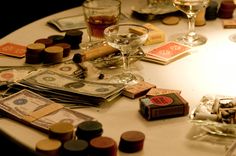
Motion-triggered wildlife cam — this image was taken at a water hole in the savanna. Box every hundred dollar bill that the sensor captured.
[0,89,93,132]
[19,69,124,99]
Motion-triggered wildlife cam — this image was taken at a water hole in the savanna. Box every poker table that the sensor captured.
[0,0,235,155]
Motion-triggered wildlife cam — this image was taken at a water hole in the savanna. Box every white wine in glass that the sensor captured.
[172,0,209,46]
[104,24,149,85]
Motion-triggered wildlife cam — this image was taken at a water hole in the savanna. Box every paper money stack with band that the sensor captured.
[7,69,124,106]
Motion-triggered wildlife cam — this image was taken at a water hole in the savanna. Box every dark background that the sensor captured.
[0,0,85,38]
[0,0,85,154]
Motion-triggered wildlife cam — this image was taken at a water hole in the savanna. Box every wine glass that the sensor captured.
[79,0,121,50]
[104,23,149,85]
[172,0,209,46]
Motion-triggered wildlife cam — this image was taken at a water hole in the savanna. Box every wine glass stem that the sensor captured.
[122,53,130,73]
[186,14,197,42]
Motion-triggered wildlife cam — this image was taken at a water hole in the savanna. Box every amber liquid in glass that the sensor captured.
[87,15,118,39]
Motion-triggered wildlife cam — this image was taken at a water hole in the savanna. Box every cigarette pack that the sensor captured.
[139,93,189,120]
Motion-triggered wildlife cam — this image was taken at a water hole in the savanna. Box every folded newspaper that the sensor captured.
[0,89,94,133]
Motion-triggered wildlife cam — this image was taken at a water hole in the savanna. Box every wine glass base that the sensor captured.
[229,34,236,42]
[170,33,207,47]
[108,72,144,85]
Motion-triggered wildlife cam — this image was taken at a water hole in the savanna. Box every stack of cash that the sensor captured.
[7,69,124,107]
[0,89,94,132]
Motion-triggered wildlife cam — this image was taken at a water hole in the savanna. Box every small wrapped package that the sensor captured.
[139,93,189,120]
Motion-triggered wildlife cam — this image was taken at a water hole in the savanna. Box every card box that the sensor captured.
[139,93,189,120]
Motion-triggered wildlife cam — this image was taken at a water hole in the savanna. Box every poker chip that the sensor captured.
[48,35,65,44]
[64,30,83,49]
[35,138,62,156]
[62,139,89,156]
[118,130,145,153]
[76,120,103,141]
[49,122,74,143]
[162,16,180,25]
[218,0,236,19]
[34,38,54,47]
[43,46,64,64]
[205,1,218,20]
[25,43,45,64]
[89,136,117,156]
[54,43,71,57]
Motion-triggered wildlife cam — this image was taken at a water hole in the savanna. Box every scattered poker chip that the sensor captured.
[118,130,145,153]
[76,120,103,141]
[62,139,89,156]
[35,138,62,156]
[90,136,117,156]
[162,16,180,25]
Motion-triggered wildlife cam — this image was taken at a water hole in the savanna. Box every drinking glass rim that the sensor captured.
[104,23,149,37]
[82,0,121,10]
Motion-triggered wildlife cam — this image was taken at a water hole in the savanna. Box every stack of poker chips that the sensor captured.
[205,1,219,20]
[64,30,83,50]
[218,0,236,19]
[43,46,64,64]
[25,43,45,64]
[25,30,83,64]
[54,43,71,57]
[49,122,75,143]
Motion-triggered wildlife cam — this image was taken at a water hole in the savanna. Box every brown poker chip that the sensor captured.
[35,38,54,47]
[43,46,63,64]
[162,16,180,25]
[89,136,117,156]
[54,43,71,57]
[118,130,145,153]
[25,43,45,64]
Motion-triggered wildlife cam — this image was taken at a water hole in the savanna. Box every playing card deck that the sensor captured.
[0,42,26,58]
[142,41,191,65]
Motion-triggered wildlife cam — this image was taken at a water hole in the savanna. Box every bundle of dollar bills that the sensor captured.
[0,89,94,132]
[7,69,124,107]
